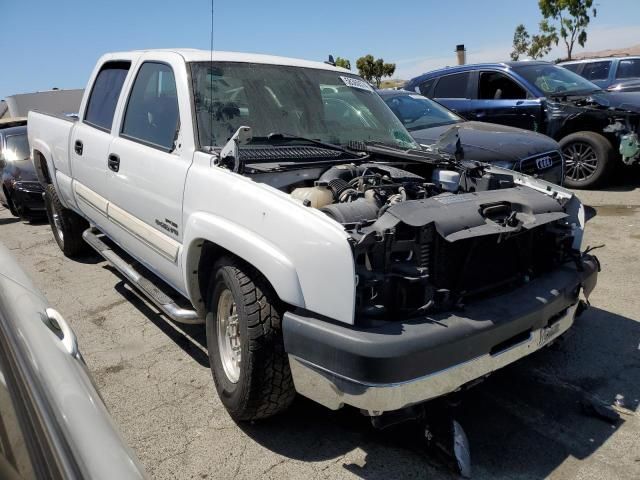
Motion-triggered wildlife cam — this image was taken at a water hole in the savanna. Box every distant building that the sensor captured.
[0,89,84,119]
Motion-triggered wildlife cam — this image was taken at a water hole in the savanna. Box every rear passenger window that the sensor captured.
[84,62,130,131]
[581,61,611,81]
[434,73,470,98]
[121,62,180,151]
[478,71,527,100]
[616,59,640,79]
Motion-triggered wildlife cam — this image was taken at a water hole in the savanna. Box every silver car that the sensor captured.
[0,242,146,479]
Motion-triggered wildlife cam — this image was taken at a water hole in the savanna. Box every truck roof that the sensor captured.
[107,49,351,73]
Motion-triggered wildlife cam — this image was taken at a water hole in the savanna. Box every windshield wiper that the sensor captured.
[252,132,365,159]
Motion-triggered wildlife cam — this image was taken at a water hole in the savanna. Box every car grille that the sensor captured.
[14,181,44,192]
[518,150,563,176]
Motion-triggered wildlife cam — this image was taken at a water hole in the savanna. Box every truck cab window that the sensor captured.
[84,62,130,131]
[616,59,640,79]
[581,61,611,81]
[121,62,180,151]
[562,64,581,74]
[433,73,470,98]
[478,71,526,100]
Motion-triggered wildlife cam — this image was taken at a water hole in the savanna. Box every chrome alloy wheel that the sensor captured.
[563,141,598,183]
[52,211,64,242]
[216,288,241,383]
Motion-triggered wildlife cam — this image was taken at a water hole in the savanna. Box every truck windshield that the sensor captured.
[189,62,418,151]
[513,64,602,96]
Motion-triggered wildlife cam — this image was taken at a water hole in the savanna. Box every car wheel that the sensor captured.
[561,132,615,189]
[7,193,20,218]
[206,257,295,421]
[44,184,89,257]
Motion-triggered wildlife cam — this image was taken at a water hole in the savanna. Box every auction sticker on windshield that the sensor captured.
[340,76,374,92]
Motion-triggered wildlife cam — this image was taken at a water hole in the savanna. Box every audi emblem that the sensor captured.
[536,156,553,170]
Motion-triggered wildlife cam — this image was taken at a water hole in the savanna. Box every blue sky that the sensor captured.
[1,0,639,99]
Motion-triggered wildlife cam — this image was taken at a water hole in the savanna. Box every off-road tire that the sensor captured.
[44,184,88,257]
[206,257,295,421]
[561,131,615,189]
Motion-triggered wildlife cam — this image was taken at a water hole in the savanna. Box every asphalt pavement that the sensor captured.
[0,176,638,479]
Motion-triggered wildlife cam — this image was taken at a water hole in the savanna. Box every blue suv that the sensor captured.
[405,61,640,188]
[560,56,640,93]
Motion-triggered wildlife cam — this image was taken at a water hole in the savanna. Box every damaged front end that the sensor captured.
[348,169,594,322]
[280,145,598,415]
[546,94,640,165]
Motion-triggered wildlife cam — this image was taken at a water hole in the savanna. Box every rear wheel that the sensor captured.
[44,184,88,257]
[561,132,615,189]
[205,257,295,421]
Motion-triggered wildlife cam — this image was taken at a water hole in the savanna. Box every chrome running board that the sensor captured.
[82,228,203,324]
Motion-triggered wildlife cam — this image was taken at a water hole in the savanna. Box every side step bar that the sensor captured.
[82,229,203,325]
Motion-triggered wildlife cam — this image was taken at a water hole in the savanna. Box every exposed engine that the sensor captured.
[289,161,578,322]
[291,163,460,224]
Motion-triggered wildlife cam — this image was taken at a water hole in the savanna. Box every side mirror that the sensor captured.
[218,126,252,173]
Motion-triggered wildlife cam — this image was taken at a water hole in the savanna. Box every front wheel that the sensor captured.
[44,184,88,257]
[560,132,615,189]
[205,257,295,421]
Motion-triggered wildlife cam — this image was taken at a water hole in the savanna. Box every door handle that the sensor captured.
[108,153,120,172]
[45,308,79,358]
[74,140,83,155]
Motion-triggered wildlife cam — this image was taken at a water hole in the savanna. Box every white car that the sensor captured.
[28,49,598,422]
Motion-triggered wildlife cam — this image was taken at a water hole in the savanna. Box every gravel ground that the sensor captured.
[0,176,639,479]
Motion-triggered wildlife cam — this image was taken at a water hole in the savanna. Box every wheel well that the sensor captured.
[195,240,283,311]
[33,150,52,184]
[555,119,618,147]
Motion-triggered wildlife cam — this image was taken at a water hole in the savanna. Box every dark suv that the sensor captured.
[405,61,640,188]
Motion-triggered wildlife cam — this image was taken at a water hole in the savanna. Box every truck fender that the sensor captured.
[30,140,73,209]
[31,140,55,186]
[183,212,305,317]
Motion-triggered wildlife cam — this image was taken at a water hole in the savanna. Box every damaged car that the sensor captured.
[406,61,640,188]
[0,119,45,219]
[29,50,598,429]
[379,89,564,184]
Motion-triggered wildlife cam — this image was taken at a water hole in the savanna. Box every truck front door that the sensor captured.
[71,61,131,227]
[106,58,192,290]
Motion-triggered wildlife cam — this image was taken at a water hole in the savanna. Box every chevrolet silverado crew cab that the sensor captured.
[28,49,598,422]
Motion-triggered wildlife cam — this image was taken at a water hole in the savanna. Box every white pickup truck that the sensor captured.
[28,49,599,422]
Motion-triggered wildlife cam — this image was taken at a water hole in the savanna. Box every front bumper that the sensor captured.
[12,182,45,214]
[284,256,598,413]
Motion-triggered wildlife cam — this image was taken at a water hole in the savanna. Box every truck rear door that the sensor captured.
[105,56,191,289]
[71,61,131,226]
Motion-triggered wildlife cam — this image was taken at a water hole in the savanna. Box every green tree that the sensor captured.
[538,0,597,60]
[334,57,351,70]
[529,20,558,59]
[356,55,396,88]
[511,24,530,60]
[511,20,558,60]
